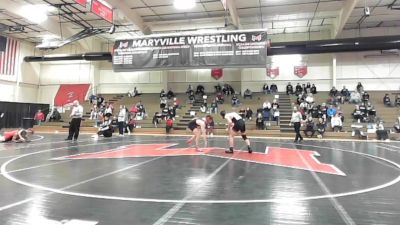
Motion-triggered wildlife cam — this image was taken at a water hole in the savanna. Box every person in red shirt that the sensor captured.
[0,128,34,143]
[166,117,174,134]
[34,110,45,126]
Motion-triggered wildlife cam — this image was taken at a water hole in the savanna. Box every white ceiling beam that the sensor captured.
[103,0,151,35]
[333,0,360,38]
[225,0,240,28]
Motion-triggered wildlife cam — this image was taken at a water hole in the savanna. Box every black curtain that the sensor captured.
[0,101,49,129]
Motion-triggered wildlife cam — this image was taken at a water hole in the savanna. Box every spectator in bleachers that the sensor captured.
[188,93,195,104]
[104,104,113,117]
[34,110,45,126]
[167,88,175,99]
[200,104,207,113]
[303,117,315,138]
[305,82,311,93]
[316,118,326,138]
[160,97,167,109]
[331,114,343,132]
[341,86,350,101]
[362,91,370,104]
[263,83,270,94]
[263,109,270,122]
[216,92,224,104]
[137,101,146,115]
[186,84,193,95]
[245,107,253,121]
[222,84,234,95]
[305,93,314,105]
[367,102,376,118]
[376,120,388,141]
[272,109,280,124]
[396,94,400,106]
[168,105,176,118]
[49,108,61,122]
[349,91,361,104]
[161,107,169,120]
[311,104,319,118]
[295,83,302,95]
[239,108,246,119]
[383,94,392,106]
[318,103,328,120]
[302,84,307,93]
[310,84,317,94]
[153,112,162,128]
[270,83,278,94]
[263,100,271,112]
[196,84,205,95]
[231,94,240,106]
[96,95,104,108]
[89,105,98,120]
[210,100,218,114]
[356,82,364,93]
[256,113,264,130]
[128,87,141,98]
[160,89,166,98]
[243,89,253,99]
[214,83,222,93]
[329,86,338,97]
[352,105,363,123]
[89,94,97,104]
[286,82,294,95]
[202,93,208,105]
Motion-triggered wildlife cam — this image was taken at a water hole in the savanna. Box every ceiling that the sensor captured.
[0,0,400,46]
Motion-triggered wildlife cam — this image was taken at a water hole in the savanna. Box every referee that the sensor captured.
[289,106,304,142]
[65,100,83,141]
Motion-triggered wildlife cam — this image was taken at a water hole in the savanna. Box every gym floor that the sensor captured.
[0,134,399,225]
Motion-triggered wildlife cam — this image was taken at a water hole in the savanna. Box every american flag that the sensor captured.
[0,36,20,76]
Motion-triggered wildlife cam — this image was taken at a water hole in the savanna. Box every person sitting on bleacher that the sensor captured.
[167,88,175,99]
[310,84,317,94]
[362,91,370,104]
[305,93,314,104]
[271,99,279,115]
[128,87,141,98]
[341,86,350,102]
[395,94,400,106]
[222,84,234,95]
[356,82,364,93]
[200,104,207,113]
[316,118,326,139]
[331,114,343,132]
[161,106,169,120]
[329,86,338,97]
[186,84,193,95]
[295,83,302,95]
[49,108,62,122]
[349,91,361,104]
[263,83,270,94]
[305,82,311,93]
[168,105,176,118]
[246,107,253,121]
[216,92,224,104]
[303,117,315,138]
[152,112,162,128]
[352,105,363,123]
[160,89,166,98]
[196,85,205,95]
[367,102,377,119]
[383,94,392,106]
[311,104,319,118]
[263,100,271,112]
[160,97,167,109]
[214,83,222,93]
[270,83,278,94]
[286,82,293,95]
[210,100,218,114]
[376,120,388,141]
[188,93,195,104]
[318,103,328,119]
[89,105,98,120]
[272,109,280,124]
[327,105,337,122]
[231,94,240,106]
[256,113,264,130]
[239,108,246,119]
[243,89,253,99]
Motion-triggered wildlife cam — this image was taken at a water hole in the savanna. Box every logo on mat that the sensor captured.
[53,143,345,176]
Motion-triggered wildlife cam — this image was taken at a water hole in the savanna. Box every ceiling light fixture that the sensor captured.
[19,4,51,24]
[174,0,195,10]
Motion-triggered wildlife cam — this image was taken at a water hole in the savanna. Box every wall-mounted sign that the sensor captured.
[267,67,279,78]
[91,0,113,23]
[75,0,87,7]
[294,65,308,78]
[211,68,223,80]
[113,30,268,71]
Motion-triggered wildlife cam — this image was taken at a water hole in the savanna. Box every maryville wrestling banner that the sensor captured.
[112,30,267,71]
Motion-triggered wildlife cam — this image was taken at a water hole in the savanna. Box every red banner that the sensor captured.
[294,65,308,78]
[267,67,279,78]
[54,84,90,107]
[75,0,87,7]
[211,68,223,80]
[91,0,113,23]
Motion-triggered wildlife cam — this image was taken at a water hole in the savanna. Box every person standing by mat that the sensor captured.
[186,116,212,151]
[66,100,83,141]
[220,110,252,154]
[289,106,304,142]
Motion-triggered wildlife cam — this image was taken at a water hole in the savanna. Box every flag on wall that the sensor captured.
[0,35,20,76]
